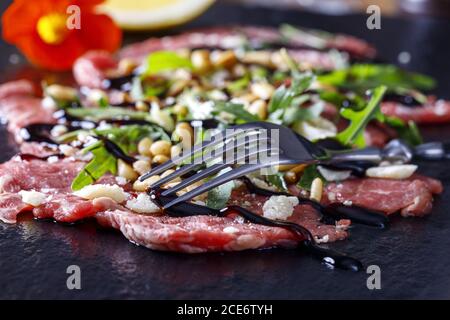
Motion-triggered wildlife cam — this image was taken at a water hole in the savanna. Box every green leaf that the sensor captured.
[226,74,250,93]
[212,101,260,123]
[384,117,423,146]
[206,169,235,210]
[144,51,192,76]
[336,85,387,147]
[66,107,151,122]
[318,90,366,110]
[298,165,324,191]
[280,24,329,49]
[71,144,117,191]
[268,73,314,117]
[318,64,435,93]
[266,173,288,191]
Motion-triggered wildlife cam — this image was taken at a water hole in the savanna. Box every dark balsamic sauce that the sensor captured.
[149,189,362,271]
[99,137,136,164]
[239,177,388,229]
[18,153,65,161]
[102,74,135,91]
[383,93,422,107]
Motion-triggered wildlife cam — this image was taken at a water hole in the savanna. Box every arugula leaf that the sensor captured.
[94,124,170,154]
[266,173,288,191]
[206,169,235,210]
[71,143,117,191]
[226,74,250,94]
[212,101,260,123]
[66,107,151,122]
[268,73,314,113]
[318,64,435,93]
[336,85,387,147]
[319,90,366,110]
[384,117,423,146]
[144,51,192,76]
[298,164,324,191]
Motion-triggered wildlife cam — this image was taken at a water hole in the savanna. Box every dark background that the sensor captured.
[1,1,450,299]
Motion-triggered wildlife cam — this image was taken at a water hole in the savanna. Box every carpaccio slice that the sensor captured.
[322,175,443,217]
[0,80,56,141]
[381,99,450,124]
[73,25,375,89]
[0,154,443,252]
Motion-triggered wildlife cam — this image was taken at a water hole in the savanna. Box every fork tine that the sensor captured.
[140,125,267,181]
[162,161,292,209]
[150,163,203,188]
[161,163,228,196]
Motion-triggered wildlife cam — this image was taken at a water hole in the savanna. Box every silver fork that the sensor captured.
[139,122,444,209]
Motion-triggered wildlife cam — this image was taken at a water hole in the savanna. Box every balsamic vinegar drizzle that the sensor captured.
[147,177,381,272]
[239,177,388,229]
[383,93,422,107]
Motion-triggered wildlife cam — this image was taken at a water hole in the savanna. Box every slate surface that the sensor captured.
[1,2,450,299]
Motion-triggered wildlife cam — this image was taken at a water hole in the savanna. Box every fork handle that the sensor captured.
[327,146,411,163]
[327,147,383,163]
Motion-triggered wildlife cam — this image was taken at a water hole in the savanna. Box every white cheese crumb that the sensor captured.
[19,190,47,207]
[223,226,240,234]
[262,195,299,220]
[50,125,68,137]
[115,176,128,186]
[343,200,353,206]
[47,156,59,164]
[315,234,329,244]
[126,193,160,214]
[366,164,418,180]
[73,184,127,203]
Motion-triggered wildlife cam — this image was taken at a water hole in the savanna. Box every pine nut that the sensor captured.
[211,50,237,69]
[170,145,182,159]
[251,82,275,100]
[247,99,267,120]
[174,122,194,150]
[138,137,153,157]
[46,84,77,101]
[173,104,189,117]
[135,101,149,112]
[133,175,160,192]
[118,159,138,181]
[284,171,298,184]
[310,178,323,202]
[133,160,151,175]
[153,154,170,164]
[191,50,212,73]
[150,140,171,157]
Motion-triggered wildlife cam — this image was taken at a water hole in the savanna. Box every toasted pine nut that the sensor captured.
[284,171,298,184]
[153,154,170,164]
[211,50,237,69]
[135,101,149,112]
[150,140,171,157]
[118,159,138,181]
[133,160,151,175]
[161,169,175,178]
[46,84,77,101]
[239,51,273,67]
[174,122,194,150]
[251,82,275,100]
[290,164,307,174]
[310,178,323,202]
[191,50,212,73]
[138,137,153,157]
[173,104,189,117]
[118,58,138,75]
[171,145,182,158]
[247,99,267,120]
[132,175,160,192]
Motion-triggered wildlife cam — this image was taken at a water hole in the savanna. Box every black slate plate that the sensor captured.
[1,2,450,299]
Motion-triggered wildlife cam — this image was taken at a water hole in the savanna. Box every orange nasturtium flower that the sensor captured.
[2,0,122,71]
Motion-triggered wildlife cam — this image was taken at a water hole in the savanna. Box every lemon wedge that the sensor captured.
[99,0,215,31]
